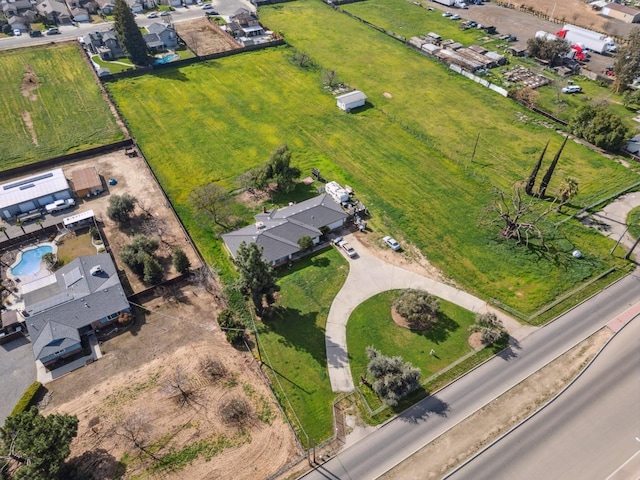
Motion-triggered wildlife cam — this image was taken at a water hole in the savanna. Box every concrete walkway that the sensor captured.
[584,191,640,251]
[326,234,536,392]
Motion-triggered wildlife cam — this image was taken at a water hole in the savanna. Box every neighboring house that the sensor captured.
[227,9,269,45]
[0,168,73,220]
[2,0,35,16]
[0,310,25,345]
[144,22,178,52]
[70,6,90,21]
[23,253,130,368]
[336,90,367,112]
[222,193,348,266]
[37,0,73,24]
[86,29,124,60]
[602,2,640,23]
[71,167,103,197]
[7,15,28,31]
[625,134,640,155]
[95,0,114,14]
[126,0,143,13]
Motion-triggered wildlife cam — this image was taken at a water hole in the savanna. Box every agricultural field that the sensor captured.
[0,44,124,170]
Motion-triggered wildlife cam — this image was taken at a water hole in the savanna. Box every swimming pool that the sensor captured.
[11,245,53,276]
[154,53,179,65]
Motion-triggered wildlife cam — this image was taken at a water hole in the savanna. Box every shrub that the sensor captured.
[143,254,164,285]
[172,247,191,274]
[393,289,440,330]
[366,347,421,407]
[297,235,313,252]
[217,309,245,345]
[10,382,42,417]
[469,312,507,345]
[107,193,137,224]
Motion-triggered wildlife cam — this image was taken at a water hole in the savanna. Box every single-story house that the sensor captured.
[71,166,103,197]
[37,0,73,24]
[70,6,90,21]
[144,22,178,51]
[23,253,130,368]
[222,193,348,266]
[336,90,367,112]
[602,2,640,23]
[0,168,73,220]
[7,15,28,31]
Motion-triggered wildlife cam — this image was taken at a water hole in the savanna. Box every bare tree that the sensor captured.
[219,395,253,427]
[199,356,227,381]
[116,412,158,460]
[162,366,196,407]
[191,265,220,294]
[189,183,232,231]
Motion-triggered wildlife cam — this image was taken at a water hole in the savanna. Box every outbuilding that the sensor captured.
[336,90,367,112]
[602,3,640,23]
[0,169,72,220]
[71,166,103,197]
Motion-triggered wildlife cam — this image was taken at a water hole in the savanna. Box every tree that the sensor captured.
[0,406,78,479]
[292,50,313,68]
[107,193,137,224]
[622,89,640,109]
[297,235,313,252]
[172,247,191,274]
[393,289,440,330]
[526,36,570,65]
[42,252,56,269]
[219,395,253,426]
[321,69,340,88]
[113,0,149,66]
[510,86,539,109]
[469,312,507,345]
[556,177,579,212]
[613,27,640,93]
[365,347,421,407]
[0,225,8,240]
[234,242,279,316]
[262,145,301,194]
[162,366,195,407]
[217,309,245,344]
[189,183,232,231]
[35,218,44,230]
[537,136,568,198]
[524,141,549,197]
[116,411,158,460]
[120,235,159,276]
[142,254,163,284]
[15,220,25,234]
[569,104,629,152]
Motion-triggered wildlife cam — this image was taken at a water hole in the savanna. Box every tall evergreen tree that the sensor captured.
[538,136,568,198]
[524,140,549,197]
[114,0,149,66]
[613,27,640,93]
[234,242,279,316]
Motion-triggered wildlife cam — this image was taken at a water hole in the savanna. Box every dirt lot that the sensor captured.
[176,18,241,56]
[42,282,300,480]
[380,327,613,479]
[53,149,202,293]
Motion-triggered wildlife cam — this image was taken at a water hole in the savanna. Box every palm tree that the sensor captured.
[35,218,44,230]
[15,220,25,234]
[556,177,579,212]
[0,225,8,240]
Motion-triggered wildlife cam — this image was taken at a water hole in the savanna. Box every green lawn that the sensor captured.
[258,248,348,444]
[0,44,124,169]
[91,55,135,74]
[628,206,640,239]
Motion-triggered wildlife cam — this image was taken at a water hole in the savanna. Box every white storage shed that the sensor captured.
[336,90,367,112]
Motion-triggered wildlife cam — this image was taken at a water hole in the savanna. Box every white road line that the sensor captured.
[605,448,640,480]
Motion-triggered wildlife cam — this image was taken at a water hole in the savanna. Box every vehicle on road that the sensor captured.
[450,14,461,20]
[442,11,452,17]
[338,240,357,258]
[29,30,42,37]
[13,29,22,36]
[160,10,170,16]
[202,3,213,8]
[562,85,582,94]
[147,12,158,18]
[383,236,401,251]
[205,10,219,15]
[46,28,60,35]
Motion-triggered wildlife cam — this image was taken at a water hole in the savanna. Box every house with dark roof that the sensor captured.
[23,253,130,368]
[36,0,72,24]
[222,194,348,266]
[86,29,124,60]
[144,22,178,52]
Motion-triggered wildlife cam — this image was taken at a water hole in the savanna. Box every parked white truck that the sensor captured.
[556,24,616,54]
[45,198,75,213]
[433,0,456,6]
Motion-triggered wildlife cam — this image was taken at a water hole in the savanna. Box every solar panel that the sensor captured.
[3,172,53,190]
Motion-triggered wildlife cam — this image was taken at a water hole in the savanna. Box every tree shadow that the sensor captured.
[154,68,190,82]
[495,335,521,361]
[271,181,320,205]
[414,312,459,344]
[397,391,450,424]
[277,248,333,279]
[261,306,327,369]
[60,448,126,480]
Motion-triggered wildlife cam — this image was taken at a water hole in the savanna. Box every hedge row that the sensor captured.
[9,382,42,417]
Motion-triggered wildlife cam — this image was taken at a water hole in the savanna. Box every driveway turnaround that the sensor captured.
[325,234,535,392]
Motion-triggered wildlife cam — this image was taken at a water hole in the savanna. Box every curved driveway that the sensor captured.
[326,234,536,392]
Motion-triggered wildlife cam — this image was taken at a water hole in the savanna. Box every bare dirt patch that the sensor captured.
[383,92,393,98]
[176,18,241,56]
[21,65,39,101]
[467,331,484,350]
[20,111,38,146]
[42,283,299,480]
[381,327,613,479]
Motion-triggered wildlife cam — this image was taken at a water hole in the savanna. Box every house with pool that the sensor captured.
[21,253,130,369]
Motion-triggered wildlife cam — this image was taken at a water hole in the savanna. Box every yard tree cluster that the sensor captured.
[234,241,279,316]
[613,27,640,93]
[246,144,301,194]
[526,36,570,65]
[0,406,78,480]
[114,0,149,66]
[569,104,629,152]
[120,234,164,284]
[469,312,507,345]
[393,289,440,330]
[107,193,137,224]
[365,347,421,407]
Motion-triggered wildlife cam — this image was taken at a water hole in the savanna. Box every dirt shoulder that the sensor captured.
[380,327,613,479]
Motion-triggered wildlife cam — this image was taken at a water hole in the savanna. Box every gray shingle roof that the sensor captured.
[24,253,129,361]
[222,194,347,264]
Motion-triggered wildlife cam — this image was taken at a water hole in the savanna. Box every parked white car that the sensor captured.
[383,236,401,251]
[562,85,582,94]
[338,240,357,258]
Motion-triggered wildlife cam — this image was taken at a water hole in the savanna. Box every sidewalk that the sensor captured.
[326,234,536,392]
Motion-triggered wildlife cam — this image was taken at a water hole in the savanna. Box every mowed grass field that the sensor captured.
[0,44,124,169]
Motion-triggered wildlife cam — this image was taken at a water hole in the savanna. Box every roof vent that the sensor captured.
[90,265,103,276]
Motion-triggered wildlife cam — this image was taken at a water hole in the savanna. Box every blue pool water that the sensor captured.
[154,54,179,65]
[11,245,53,276]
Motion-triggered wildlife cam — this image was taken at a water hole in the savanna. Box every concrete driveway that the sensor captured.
[0,335,36,424]
[326,234,535,392]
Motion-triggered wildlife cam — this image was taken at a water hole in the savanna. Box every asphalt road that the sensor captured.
[301,268,640,480]
[446,311,640,480]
